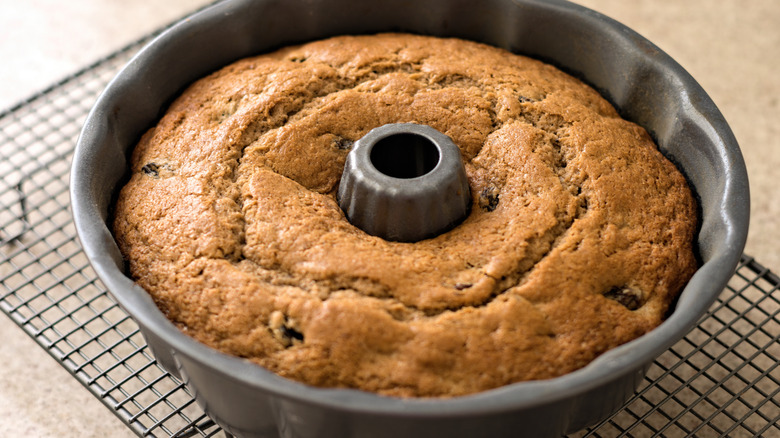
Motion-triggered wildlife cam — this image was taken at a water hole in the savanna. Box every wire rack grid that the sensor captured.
[1,19,779,438]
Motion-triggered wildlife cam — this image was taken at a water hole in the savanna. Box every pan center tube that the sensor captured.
[337,123,471,242]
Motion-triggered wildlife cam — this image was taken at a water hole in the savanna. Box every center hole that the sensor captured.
[370,133,440,179]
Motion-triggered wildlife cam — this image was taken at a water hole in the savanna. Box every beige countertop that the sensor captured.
[0,1,777,436]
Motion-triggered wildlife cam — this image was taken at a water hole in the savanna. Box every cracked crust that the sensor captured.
[112,34,698,397]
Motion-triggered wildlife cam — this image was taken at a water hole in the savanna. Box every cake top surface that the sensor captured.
[113,33,698,397]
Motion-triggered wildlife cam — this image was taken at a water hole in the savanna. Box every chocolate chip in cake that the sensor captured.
[518,96,535,103]
[281,325,305,342]
[269,310,304,347]
[454,283,472,290]
[141,163,160,177]
[604,286,644,311]
[478,187,500,212]
[334,137,354,150]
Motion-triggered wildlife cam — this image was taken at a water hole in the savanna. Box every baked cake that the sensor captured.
[112,33,698,397]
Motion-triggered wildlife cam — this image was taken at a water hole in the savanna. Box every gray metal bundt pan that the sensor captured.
[70,0,750,437]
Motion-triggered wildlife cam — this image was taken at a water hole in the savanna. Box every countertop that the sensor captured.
[0,0,777,436]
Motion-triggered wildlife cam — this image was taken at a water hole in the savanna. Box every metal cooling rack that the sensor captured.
[1,17,779,438]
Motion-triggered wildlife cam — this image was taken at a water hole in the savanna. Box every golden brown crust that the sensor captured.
[113,33,698,397]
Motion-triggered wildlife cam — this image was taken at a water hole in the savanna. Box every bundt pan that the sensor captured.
[70,0,749,436]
